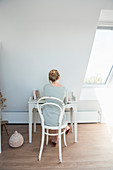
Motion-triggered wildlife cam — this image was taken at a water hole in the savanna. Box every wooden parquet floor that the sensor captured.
[0,123,113,170]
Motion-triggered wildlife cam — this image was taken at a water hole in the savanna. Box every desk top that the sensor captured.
[28,96,77,106]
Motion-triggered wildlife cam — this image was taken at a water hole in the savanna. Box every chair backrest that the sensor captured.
[37,97,65,126]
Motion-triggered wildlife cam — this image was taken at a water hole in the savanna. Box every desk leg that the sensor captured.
[73,105,77,143]
[70,108,73,133]
[33,111,38,133]
[0,121,1,153]
[34,123,36,133]
[29,105,33,143]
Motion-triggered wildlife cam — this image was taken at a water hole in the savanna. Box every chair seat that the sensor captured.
[44,123,67,130]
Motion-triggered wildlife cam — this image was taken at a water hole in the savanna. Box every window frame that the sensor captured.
[83,26,113,88]
[83,65,113,88]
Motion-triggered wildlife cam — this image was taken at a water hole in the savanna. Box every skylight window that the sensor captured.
[84,27,113,87]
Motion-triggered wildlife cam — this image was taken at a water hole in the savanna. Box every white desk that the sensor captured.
[28,97,78,143]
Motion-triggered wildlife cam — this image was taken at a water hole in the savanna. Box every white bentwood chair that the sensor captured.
[37,96,67,163]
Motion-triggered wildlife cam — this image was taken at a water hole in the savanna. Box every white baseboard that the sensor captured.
[77,111,100,123]
[2,112,29,123]
[2,111,101,124]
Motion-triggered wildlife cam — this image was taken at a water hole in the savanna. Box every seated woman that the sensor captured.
[43,69,71,145]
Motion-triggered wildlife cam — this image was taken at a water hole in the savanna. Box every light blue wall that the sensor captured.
[0,0,113,111]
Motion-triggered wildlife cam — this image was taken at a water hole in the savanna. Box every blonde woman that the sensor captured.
[43,69,71,145]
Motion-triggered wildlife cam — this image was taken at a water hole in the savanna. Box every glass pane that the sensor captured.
[84,29,113,85]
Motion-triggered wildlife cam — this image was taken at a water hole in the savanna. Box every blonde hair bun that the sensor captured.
[49,69,60,82]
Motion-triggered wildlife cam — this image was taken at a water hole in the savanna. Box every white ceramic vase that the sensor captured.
[9,131,24,148]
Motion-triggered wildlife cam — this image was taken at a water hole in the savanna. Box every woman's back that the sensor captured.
[44,84,66,100]
[43,84,66,126]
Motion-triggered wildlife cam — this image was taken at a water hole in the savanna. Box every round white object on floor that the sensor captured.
[9,131,24,148]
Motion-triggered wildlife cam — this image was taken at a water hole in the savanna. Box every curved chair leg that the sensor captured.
[46,129,48,145]
[58,129,62,163]
[63,130,67,147]
[38,127,45,161]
